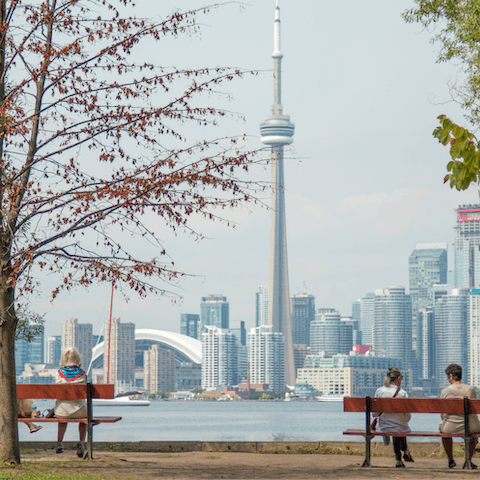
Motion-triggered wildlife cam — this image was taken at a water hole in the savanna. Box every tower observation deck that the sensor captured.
[259,0,295,385]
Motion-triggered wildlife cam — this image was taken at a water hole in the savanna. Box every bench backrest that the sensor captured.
[344,397,480,414]
[17,384,114,400]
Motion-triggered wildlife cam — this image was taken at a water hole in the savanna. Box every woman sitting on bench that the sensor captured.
[18,399,42,434]
[373,367,414,468]
[54,347,87,458]
[440,363,480,469]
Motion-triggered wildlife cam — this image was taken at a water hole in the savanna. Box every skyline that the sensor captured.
[30,0,480,341]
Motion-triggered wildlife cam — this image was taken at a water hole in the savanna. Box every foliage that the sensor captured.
[14,306,44,343]
[248,391,286,400]
[403,1,480,126]
[433,115,480,190]
[190,386,205,394]
[148,391,171,399]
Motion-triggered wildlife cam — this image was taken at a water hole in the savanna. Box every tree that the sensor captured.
[0,0,260,464]
[403,2,480,188]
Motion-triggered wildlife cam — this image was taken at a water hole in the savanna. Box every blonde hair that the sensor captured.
[60,347,81,366]
[383,366,402,387]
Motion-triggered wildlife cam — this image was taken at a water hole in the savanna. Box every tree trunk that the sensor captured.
[0,285,20,464]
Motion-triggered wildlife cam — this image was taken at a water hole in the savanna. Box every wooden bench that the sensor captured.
[344,396,480,469]
[17,383,122,459]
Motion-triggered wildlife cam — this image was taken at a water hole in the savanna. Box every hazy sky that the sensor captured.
[35,0,480,341]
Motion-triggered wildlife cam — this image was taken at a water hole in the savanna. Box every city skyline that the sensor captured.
[27,0,480,342]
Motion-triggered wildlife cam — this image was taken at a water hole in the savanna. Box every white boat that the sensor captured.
[317,394,348,402]
[93,392,150,407]
[284,392,302,402]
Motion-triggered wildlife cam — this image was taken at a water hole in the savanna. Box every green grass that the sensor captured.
[158,454,180,458]
[0,471,97,480]
[205,455,219,459]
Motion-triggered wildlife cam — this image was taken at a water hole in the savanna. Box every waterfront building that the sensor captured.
[175,362,201,391]
[409,243,447,378]
[469,290,480,387]
[360,293,375,346]
[180,314,200,340]
[103,318,135,387]
[418,306,435,384]
[15,329,45,376]
[435,288,469,388]
[293,344,310,375]
[291,290,315,346]
[248,325,285,391]
[200,295,229,334]
[255,284,269,327]
[201,326,237,390]
[455,205,480,288]
[259,0,295,385]
[143,344,175,393]
[46,335,62,366]
[61,318,92,370]
[296,354,411,396]
[373,287,414,372]
[309,310,353,357]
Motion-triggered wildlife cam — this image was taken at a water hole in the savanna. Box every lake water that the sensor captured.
[19,400,447,443]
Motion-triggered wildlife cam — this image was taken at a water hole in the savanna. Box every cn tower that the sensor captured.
[259,0,295,385]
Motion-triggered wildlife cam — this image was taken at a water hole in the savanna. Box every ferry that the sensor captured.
[93,391,150,407]
[317,394,348,402]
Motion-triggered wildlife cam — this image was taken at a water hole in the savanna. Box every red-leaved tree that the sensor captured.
[0,0,259,463]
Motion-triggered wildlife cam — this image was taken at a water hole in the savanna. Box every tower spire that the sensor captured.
[259,1,295,385]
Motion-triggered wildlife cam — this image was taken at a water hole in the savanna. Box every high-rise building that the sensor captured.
[434,288,469,388]
[248,325,285,391]
[103,318,135,387]
[230,321,247,346]
[341,317,362,346]
[259,1,295,385]
[180,314,200,340]
[309,310,353,357]
[293,344,310,375]
[409,243,447,370]
[255,284,269,327]
[359,293,375,346]
[417,306,435,382]
[352,300,361,322]
[200,295,229,334]
[373,287,413,372]
[455,205,480,288]
[47,336,62,366]
[15,329,45,376]
[143,345,175,394]
[201,326,237,390]
[468,290,480,387]
[291,290,315,346]
[61,318,93,370]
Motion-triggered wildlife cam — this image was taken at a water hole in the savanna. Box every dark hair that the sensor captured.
[383,366,403,387]
[445,364,462,381]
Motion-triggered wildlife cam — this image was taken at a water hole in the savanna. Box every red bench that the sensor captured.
[344,396,480,469]
[17,383,122,459]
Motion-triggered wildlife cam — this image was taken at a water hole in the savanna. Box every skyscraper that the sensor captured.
[144,344,175,394]
[180,314,200,340]
[61,318,93,370]
[248,325,285,391]
[469,289,480,386]
[200,295,229,334]
[259,0,295,385]
[435,288,469,388]
[455,204,480,288]
[15,329,44,376]
[309,310,353,357]
[409,243,447,364]
[47,335,62,366]
[373,287,413,371]
[201,326,238,389]
[359,293,375,346]
[417,306,435,383]
[255,284,269,327]
[291,290,315,346]
[103,318,135,387]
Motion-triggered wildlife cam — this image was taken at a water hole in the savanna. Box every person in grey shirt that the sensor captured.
[439,364,480,469]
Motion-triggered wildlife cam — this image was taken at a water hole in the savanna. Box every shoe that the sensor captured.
[396,462,406,468]
[448,459,456,469]
[403,452,414,462]
[55,444,64,454]
[471,463,478,469]
[29,425,42,434]
[382,435,390,446]
[77,442,85,459]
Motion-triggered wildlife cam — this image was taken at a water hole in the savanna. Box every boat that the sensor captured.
[284,392,302,402]
[93,391,150,407]
[317,394,348,402]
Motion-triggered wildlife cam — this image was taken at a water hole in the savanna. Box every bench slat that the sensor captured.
[344,397,480,414]
[19,416,122,423]
[17,384,114,400]
[343,428,478,438]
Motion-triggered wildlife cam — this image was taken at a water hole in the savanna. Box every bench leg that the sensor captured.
[362,434,372,467]
[463,436,473,470]
[86,382,93,460]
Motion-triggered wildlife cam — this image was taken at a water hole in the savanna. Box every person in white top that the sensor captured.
[374,367,414,468]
